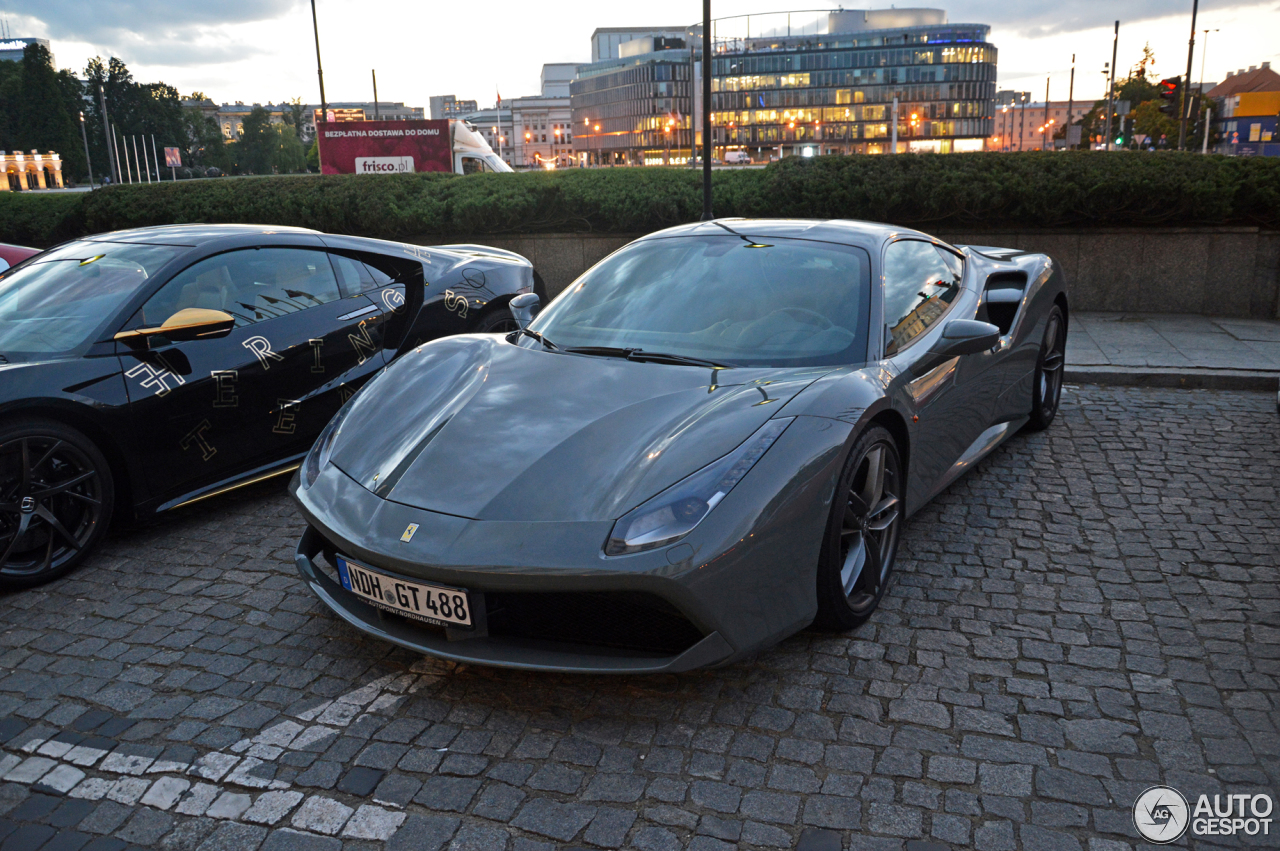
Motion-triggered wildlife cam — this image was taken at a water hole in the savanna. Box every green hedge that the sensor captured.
[3,152,1278,247]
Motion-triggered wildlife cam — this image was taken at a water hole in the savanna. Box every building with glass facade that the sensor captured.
[712,10,997,157]
[572,31,699,166]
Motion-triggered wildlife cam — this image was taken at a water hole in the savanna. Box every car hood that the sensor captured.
[331,335,830,522]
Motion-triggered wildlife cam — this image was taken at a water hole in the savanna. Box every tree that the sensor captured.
[285,97,307,138]
[1132,100,1178,144]
[81,56,186,182]
[306,138,320,172]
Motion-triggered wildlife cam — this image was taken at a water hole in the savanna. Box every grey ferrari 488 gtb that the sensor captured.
[292,219,1068,673]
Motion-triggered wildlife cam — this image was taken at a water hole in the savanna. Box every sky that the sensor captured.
[4,1,1279,107]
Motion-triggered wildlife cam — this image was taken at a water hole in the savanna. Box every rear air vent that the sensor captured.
[981,271,1028,336]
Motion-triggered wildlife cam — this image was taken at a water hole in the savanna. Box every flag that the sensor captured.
[497,89,502,108]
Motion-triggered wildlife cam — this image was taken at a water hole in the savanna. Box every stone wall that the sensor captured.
[411,227,1280,319]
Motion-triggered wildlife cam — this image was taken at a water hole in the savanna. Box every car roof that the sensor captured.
[81,224,320,246]
[641,218,938,251]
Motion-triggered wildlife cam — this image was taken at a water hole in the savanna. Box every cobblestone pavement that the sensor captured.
[0,385,1276,851]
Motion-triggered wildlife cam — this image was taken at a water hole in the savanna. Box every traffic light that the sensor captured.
[1159,77,1181,117]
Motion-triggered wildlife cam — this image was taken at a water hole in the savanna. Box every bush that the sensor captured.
[0,191,84,246]
[2,152,1277,248]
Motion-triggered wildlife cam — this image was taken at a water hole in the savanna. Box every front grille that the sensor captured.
[485,591,704,657]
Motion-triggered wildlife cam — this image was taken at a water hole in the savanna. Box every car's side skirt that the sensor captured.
[923,416,1028,505]
[156,454,306,513]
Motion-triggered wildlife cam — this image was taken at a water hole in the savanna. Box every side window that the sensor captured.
[460,156,491,175]
[139,248,342,329]
[330,253,395,295]
[882,240,962,356]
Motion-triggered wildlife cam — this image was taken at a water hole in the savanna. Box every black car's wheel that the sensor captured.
[476,307,519,334]
[1027,305,1066,431]
[814,425,904,631]
[0,420,114,589]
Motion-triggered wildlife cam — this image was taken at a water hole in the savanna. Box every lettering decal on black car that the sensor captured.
[347,320,377,365]
[308,339,325,374]
[180,420,217,461]
[444,289,469,319]
[338,385,356,404]
[273,399,300,435]
[126,361,186,397]
[211,370,239,408]
[242,336,284,370]
[382,289,406,313]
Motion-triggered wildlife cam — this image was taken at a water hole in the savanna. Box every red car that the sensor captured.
[0,243,39,272]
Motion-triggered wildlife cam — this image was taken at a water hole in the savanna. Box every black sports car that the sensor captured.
[292,218,1069,673]
[0,224,538,587]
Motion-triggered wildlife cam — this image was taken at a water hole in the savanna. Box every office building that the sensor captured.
[994,100,1091,151]
[430,95,479,119]
[712,8,997,157]
[572,29,701,165]
[1207,63,1280,156]
[0,37,53,66]
[591,28,691,63]
[512,64,578,167]
[570,9,997,164]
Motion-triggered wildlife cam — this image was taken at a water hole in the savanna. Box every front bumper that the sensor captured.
[295,525,736,673]
[291,414,851,673]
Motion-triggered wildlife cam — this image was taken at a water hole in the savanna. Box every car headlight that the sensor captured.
[301,398,356,488]
[605,417,794,556]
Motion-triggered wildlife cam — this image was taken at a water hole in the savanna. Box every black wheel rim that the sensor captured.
[487,316,520,334]
[1039,313,1065,418]
[839,440,901,615]
[0,436,103,578]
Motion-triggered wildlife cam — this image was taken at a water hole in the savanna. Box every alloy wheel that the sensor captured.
[1038,312,1066,419]
[0,436,104,579]
[838,440,902,614]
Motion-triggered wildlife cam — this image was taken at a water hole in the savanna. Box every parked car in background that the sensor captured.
[724,151,752,165]
[292,218,1068,673]
[0,224,540,588]
[0,242,39,273]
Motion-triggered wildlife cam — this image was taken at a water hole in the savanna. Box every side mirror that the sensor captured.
[509,293,540,330]
[114,308,236,345]
[909,319,1000,377]
[936,319,1001,357]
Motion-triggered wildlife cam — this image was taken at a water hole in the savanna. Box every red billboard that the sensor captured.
[317,119,452,175]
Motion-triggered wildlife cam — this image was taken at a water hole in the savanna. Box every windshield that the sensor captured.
[529,235,871,367]
[0,241,183,357]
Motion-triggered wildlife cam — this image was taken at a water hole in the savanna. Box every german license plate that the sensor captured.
[336,556,472,628]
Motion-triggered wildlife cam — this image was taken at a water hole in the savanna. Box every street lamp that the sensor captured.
[78,111,96,189]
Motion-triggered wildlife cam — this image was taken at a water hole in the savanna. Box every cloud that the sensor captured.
[2,0,296,67]
[946,0,1272,37]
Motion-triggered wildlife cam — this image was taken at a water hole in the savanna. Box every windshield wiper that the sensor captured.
[509,328,559,351]
[563,346,731,369]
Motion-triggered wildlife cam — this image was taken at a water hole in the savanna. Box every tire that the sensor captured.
[0,419,114,589]
[813,425,904,631]
[476,306,519,335]
[1026,305,1066,431]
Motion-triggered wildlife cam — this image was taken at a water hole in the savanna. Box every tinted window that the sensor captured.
[531,235,871,367]
[0,242,182,356]
[139,248,341,328]
[882,240,962,355]
[331,253,395,294]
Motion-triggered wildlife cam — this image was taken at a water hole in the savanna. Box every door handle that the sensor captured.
[337,304,378,321]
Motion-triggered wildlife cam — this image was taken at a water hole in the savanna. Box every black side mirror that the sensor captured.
[909,319,1000,377]
[510,293,539,330]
